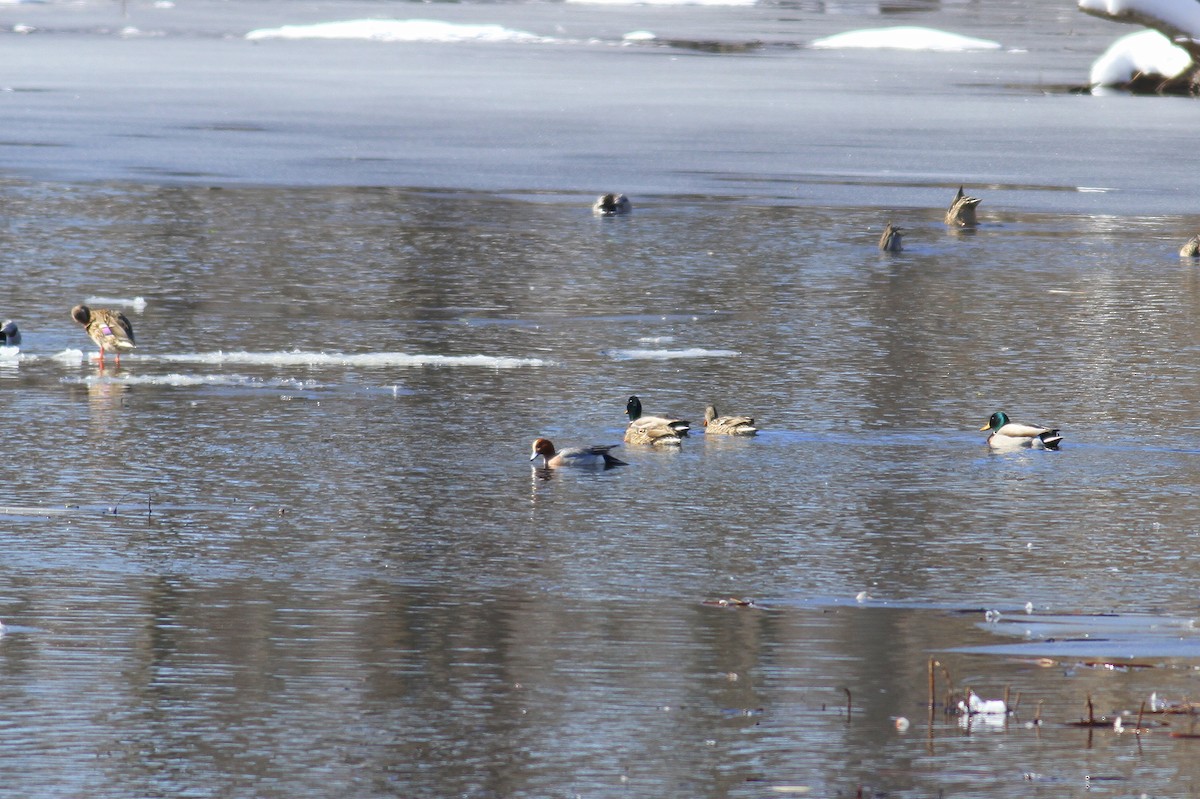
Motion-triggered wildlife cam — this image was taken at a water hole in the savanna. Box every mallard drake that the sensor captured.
[980,411,1062,450]
[1180,235,1200,257]
[71,304,135,364]
[530,438,627,468]
[624,423,683,447]
[879,222,903,252]
[625,395,689,436]
[703,404,757,436]
[0,320,20,347]
[945,185,981,227]
[593,193,631,216]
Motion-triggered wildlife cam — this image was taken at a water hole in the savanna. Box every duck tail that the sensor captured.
[1038,431,1063,450]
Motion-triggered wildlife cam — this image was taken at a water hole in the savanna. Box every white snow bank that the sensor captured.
[810,26,1002,52]
[1079,0,1200,38]
[1090,28,1193,85]
[246,19,550,44]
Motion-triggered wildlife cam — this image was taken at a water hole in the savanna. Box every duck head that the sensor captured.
[530,438,556,462]
[71,304,92,326]
[625,395,643,422]
[0,320,19,347]
[980,411,1009,432]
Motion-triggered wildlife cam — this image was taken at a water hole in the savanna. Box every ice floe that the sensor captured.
[569,0,755,6]
[154,351,548,368]
[810,26,1002,52]
[608,347,739,360]
[75,373,321,389]
[84,295,147,312]
[246,19,551,44]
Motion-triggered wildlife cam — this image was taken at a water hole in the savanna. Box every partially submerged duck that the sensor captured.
[703,404,758,436]
[0,320,19,347]
[593,193,632,216]
[625,395,689,435]
[944,186,981,227]
[71,304,135,364]
[624,423,683,447]
[530,438,627,468]
[980,411,1063,450]
[1181,235,1200,257]
[879,222,903,252]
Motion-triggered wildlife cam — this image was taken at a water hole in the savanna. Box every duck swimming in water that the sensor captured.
[530,438,627,468]
[878,222,903,252]
[980,411,1063,450]
[703,404,758,436]
[71,304,135,364]
[593,193,632,216]
[944,186,981,227]
[625,395,689,436]
[624,422,683,447]
[1181,235,1200,257]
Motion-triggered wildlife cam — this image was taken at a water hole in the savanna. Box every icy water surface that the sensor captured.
[1,0,1199,797]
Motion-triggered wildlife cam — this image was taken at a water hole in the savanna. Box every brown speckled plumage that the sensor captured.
[72,304,135,363]
[944,185,981,227]
[624,423,682,447]
[703,404,758,436]
[1181,235,1200,258]
[878,222,903,252]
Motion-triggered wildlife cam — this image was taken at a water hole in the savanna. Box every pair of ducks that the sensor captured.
[0,306,136,362]
[879,186,981,252]
[622,394,756,447]
[533,409,1061,469]
[884,186,1200,257]
[530,395,758,469]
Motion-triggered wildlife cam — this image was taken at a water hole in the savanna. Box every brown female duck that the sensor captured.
[71,304,135,364]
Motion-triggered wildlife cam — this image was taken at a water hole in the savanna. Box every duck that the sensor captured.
[878,222,903,252]
[0,320,20,347]
[71,304,135,364]
[944,186,981,227]
[530,438,627,469]
[625,395,690,436]
[624,422,683,447]
[703,404,758,436]
[593,193,632,216]
[979,411,1063,450]
[1180,235,1200,257]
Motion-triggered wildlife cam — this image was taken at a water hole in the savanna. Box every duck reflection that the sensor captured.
[87,376,130,429]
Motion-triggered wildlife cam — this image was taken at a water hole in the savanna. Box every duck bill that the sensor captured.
[978,424,991,431]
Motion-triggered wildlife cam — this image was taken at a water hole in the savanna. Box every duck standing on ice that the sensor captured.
[72,304,135,364]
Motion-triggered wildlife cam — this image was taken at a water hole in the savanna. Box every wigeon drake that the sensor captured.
[878,222,903,252]
[625,395,689,436]
[703,404,758,436]
[979,411,1063,450]
[944,185,981,227]
[530,438,627,469]
[593,193,631,216]
[71,304,135,364]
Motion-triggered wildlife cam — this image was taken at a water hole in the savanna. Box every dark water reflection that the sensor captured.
[3,183,1200,796]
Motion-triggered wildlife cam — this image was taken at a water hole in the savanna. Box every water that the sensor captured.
[1,0,1200,797]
